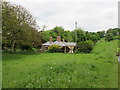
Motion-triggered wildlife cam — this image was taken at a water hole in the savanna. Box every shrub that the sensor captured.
[48,45,61,53]
[105,33,114,42]
[77,40,94,53]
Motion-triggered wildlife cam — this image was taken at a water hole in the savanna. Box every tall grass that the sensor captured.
[2,40,118,88]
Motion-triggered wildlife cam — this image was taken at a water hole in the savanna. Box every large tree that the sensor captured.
[2,2,42,51]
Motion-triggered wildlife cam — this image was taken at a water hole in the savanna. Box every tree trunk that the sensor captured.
[11,40,15,52]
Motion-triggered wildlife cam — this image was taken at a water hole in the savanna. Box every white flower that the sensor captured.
[36,80,38,83]
[50,67,53,69]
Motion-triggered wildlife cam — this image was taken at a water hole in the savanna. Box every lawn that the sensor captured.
[2,39,118,88]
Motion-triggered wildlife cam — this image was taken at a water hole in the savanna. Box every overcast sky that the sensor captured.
[6,0,119,32]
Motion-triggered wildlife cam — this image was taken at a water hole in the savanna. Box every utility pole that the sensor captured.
[75,21,77,30]
[75,21,77,53]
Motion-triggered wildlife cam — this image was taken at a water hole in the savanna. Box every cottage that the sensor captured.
[41,36,76,53]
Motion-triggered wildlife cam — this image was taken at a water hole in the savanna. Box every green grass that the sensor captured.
[2,40,118,88]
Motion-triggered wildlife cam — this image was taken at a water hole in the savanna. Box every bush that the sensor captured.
[77,40,94,53]
[105,33,114,42]
[48,45,61,53]
[20,45,32,50]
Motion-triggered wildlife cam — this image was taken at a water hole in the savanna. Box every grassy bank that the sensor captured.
[2,40,118,88]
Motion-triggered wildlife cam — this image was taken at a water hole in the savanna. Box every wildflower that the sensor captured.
[36,80,38,83]
[50,67,53,69]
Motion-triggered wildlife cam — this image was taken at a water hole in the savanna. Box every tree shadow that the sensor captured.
[2,52,26,61]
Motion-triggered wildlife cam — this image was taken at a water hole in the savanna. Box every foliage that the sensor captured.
[77,40,94,53]
[2,2,42,51]
[48,45,61,53]
[41,28,100,45]
[105,33,114,42]
[106,28,118,36]
[90,34,100,43]
[71,29,85,42]
[41,30,51,43]
[97,31,105,38]
[63,31,73,42]
[105,28,120,42]
[117,47,120,53]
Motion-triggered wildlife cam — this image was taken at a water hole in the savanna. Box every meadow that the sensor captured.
[2,39,118,88]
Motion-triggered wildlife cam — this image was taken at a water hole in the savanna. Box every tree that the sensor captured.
[85,32,92,40]
[90,34,100,43]
[97,30,105,38]
[106,28,118,36]
[41,30,51,43]
[71,29,85,42]
[76,29,86,42]
[2,2,42,51]
[105,33,114,42]
[63,31,73,42]
[51,26,64,38]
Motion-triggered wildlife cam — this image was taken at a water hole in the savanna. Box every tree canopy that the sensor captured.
[2,2,42,51]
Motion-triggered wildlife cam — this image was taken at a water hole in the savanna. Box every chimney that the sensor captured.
[62,39,65,42]
[57,36,61,42]
[50,37,52,43]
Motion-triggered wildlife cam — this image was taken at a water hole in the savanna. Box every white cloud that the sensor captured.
[5,0,119,32]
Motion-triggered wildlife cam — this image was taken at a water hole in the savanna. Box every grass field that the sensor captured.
[2,39,118,88]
